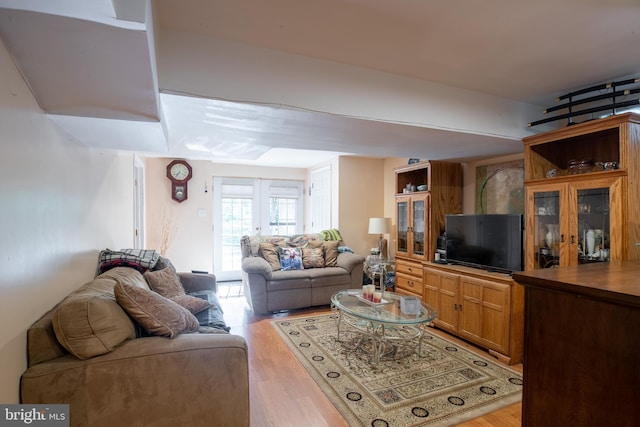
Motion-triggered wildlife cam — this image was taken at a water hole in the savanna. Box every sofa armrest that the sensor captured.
[21,334,249,427]
[241,256,272,279]
[336,252,366,273]
[178,272,217,293]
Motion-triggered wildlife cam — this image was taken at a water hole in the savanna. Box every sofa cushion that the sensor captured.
[99,267,151,290]
[144,267,185,298]
[152,255,177,272]
[260,242,281,271]
[302,247,325,268]
[279,246,304,271]
[114,282,199,338]
[52,277,137,360]
[143,267,211,313]
[309,240,339,267]
[308,267,352,287]
[170,294,211,314]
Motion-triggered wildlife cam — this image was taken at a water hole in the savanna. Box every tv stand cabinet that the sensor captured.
[423,262,524,364]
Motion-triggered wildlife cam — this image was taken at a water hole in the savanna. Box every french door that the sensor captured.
[212,177,303,281]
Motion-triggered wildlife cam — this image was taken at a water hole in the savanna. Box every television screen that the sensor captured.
[445,214,523,274]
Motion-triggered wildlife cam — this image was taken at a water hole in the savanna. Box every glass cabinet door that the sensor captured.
[532,190,561,269]
[527,178,617,270]
[575,187,610,264]
[412,198,425,258]
[396,198,409,255]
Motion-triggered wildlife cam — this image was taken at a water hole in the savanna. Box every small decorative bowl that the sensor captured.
[417,184,428,191]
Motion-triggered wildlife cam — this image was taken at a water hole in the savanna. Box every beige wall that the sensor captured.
[337,156,386,256]
[0,40,136,403]
[144,159,308,272]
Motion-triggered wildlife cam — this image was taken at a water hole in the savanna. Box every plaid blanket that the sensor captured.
[97,248,160,275]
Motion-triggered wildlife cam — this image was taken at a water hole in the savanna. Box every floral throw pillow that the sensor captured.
[278,247,304,271]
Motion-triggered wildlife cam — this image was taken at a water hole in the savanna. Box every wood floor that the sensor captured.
[219,290,523,427]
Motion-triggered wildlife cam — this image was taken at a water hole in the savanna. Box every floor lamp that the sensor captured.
[368,217,391,259]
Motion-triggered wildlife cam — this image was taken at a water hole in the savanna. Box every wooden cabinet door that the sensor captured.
[458,277,483,342]
[396,196,410,256]
[525,182,568,270]
[424,267,458,332]
[568,176,623,263]
[459,276,511,354]
[410,194,429,261]
[526,175,624,270]
[436,270,459,334]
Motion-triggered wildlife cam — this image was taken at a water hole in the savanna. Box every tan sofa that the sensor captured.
[241,233,365,314]
[21,266,249,427]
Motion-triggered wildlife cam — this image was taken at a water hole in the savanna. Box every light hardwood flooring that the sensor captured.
[219,287,523,427]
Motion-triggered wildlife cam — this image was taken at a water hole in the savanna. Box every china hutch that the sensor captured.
[394,160,462,297]
[523,112,640,270]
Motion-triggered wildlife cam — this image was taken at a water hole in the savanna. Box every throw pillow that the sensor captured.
[259,242,281,271]
[170,294,211,314]
[152,255,177,272]
[322,240,340,267]
[302,247,325,268]
[114,282,199,338]
[309,240,340,267]
[52,279,137,360]
[144,267,185,298]
[279,247,304,271]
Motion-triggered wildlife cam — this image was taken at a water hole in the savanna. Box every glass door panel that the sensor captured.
[577,188,610,263]
[412,198,425,256]
[533,190,560,269]
[397,199,409,254]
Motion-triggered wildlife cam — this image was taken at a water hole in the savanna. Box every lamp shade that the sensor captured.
[368,217,391,234]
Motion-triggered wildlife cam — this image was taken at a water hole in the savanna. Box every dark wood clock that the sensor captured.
[166,159,192,202]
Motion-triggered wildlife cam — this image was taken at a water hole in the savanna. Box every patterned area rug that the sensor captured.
[272,313,522,426]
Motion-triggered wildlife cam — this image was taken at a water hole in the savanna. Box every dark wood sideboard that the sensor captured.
[513,262,640,426]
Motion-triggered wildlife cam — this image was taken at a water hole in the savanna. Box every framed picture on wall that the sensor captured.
[475,160,524,214]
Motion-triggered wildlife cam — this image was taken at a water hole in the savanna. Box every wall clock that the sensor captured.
[166,159,192,202]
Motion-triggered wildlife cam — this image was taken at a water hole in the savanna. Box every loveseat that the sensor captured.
[240,231,365,314]
[21,251,249,427]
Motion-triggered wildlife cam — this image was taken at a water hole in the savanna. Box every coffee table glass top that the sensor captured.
[331,289,437,325]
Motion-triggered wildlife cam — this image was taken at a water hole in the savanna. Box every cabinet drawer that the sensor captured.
[396,259,422,277]
[396,272,423,297]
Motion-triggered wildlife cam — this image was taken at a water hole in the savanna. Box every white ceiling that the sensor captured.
[1,0,639,167]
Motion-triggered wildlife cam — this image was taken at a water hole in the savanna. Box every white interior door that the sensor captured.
[133,155,145,249]
[310,166,331,232]
[213,177,303,281]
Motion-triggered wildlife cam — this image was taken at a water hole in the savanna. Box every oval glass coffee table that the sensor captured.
[330,289,438,365]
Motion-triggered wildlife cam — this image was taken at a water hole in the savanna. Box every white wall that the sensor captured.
[0,39,136,403]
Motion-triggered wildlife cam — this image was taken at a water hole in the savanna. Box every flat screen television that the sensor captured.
[445,214,523,274]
